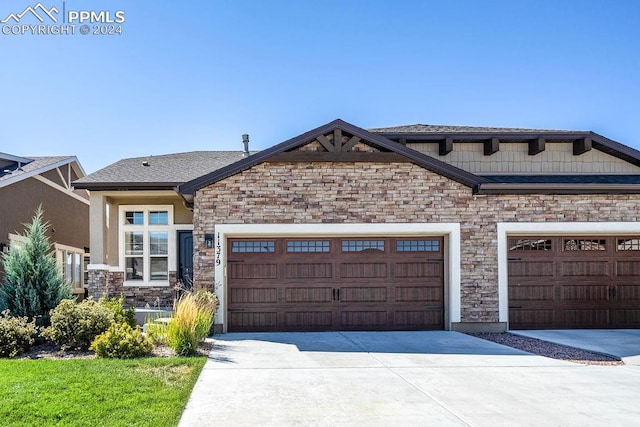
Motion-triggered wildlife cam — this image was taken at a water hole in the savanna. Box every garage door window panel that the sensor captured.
[564,238,607,252]
[286,240,330,253]
[231,241,275,253]
[342,240,385,252]
[508,238,552,251]
[396,240,440,252]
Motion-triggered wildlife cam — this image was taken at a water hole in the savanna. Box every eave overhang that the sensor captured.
[73,182,181,191]
[476,183,640,195]
[376,130,640,168]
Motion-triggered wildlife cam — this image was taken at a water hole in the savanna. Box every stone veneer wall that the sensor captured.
[192,161,640,324]
[87,270,177,307]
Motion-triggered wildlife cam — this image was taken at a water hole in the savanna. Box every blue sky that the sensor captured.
[1,0,639,174]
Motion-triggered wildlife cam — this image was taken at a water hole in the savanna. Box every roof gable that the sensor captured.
[177,119,487,200]
[0,156,84,189]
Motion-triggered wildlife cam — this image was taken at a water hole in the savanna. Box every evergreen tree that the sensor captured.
[0,207,72,325]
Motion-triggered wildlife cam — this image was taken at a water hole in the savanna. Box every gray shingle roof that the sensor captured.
[74,151,251,189]
[369,124,578,134]
[0,156,72,182]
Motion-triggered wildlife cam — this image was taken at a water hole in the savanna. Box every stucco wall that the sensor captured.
[193,160,640,324]
[0,177,89,251]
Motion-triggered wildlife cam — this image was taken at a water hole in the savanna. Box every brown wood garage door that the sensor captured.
[508,236,640,329]
[227,237,444,332]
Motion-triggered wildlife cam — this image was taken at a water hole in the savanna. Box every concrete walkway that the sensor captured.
[179,331,640,426]
[511,329,640,365]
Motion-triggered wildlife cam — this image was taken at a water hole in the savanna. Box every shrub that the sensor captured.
[0,310,39,357]
[100,295,136,328]
[44,299,113,351]
[0,207,72,326]
[146,319,169,345]
[91,322,153,358]
[166,291,218,356]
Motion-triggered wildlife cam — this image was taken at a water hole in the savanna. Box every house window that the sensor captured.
[125,211,144,225]
[53,244,85,289]
[121,206,174,284]
[149,211,168,225]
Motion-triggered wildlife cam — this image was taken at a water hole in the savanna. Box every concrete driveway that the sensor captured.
[179,331,640,426]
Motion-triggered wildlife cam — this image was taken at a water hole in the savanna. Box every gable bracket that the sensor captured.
[316,134,335,152]
[528,137,546,155]
[574,137,592,155]
[334,129,343,152]
[484,138,500,156]
[439,137,453,156]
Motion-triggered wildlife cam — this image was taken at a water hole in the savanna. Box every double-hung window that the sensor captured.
[121,206,173,285]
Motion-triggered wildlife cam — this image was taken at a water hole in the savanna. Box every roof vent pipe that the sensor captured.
[242,134,250,158]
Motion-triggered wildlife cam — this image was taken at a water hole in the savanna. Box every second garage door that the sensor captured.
[508,236,640,329]
[227,237,444,332]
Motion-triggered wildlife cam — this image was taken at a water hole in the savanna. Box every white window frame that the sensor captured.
[119,205,175,287]
[56,243,85,290]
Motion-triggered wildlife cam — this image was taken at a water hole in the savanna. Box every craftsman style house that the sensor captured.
[0,153,89,298]
[74,119,640,332]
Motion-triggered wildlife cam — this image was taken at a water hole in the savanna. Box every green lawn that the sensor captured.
[0,357,207,427]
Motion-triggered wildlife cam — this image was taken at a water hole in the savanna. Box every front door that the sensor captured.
[178,231,193,290]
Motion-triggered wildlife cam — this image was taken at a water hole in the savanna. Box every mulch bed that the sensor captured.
[16,340,214,360]
[468,332,623,365]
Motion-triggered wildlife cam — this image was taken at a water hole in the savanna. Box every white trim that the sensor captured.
[33,174,90,205]
[214,223,461,333]
[8,233,26,244]
[0,157,82,189]
[87,263,124,273]
[123,281,171,288]
[53,241,85,253]
[497,222,640,327]
[0,152,32,164]
[56,166,68,190]
[118,205,179,287]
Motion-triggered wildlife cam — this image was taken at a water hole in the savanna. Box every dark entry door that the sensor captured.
[178,231,193,290]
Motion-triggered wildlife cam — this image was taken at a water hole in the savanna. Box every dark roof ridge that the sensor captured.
[369,123,581,134]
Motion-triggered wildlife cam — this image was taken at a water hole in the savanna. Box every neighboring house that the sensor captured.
[0,153,89,298]
[75,119,640,333]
